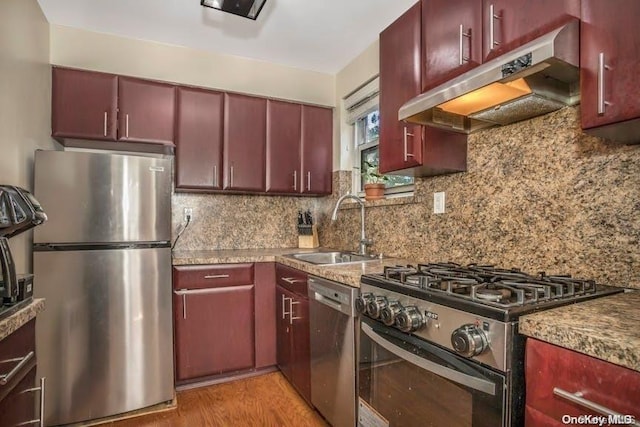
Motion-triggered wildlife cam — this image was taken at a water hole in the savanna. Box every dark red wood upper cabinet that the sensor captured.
[422,0,482,91]
[379,1,424,174]
[301,105,333,195]
[175,87,224,190]
[580,0,640,143]
[52,67,118,141]
[223,93,267,192]
[266,100,302,194]
[174,284,255,381]
[482,0,580,61]
[117,77,176,145]
[525,339,640,427]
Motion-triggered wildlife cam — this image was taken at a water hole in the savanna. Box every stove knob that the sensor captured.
[380,300,402,326]
[396,306,425,333]
[366,296,388,319]
[355,293,374,315]
[451,324,489,357]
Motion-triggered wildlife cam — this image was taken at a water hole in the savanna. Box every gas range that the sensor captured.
[358,263,623,372]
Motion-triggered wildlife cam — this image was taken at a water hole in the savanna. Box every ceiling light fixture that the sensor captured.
[200,0,267,20]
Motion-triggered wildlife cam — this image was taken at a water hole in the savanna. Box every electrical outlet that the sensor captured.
[183,207,193,222]
[434,192,445,214]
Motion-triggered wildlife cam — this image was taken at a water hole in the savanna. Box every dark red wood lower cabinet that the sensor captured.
[0,367,38,426]
[275,265,312,405]
[525,339,640,427]
[174,284,255,381]
[254,263,276,369]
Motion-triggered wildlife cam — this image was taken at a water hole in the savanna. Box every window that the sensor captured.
[353,110,414,195]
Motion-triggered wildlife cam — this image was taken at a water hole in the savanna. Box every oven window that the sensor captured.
[360,346,473,426]
[358,320,505,427]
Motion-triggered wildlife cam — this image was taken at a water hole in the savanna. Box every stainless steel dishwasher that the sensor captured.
[308,275,358,427]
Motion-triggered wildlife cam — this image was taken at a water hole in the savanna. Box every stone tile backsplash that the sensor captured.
[172,106,640,288]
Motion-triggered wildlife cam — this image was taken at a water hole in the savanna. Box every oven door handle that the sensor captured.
[361,323,496,396]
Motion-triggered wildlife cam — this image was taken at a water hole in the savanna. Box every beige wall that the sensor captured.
[0,0,55,272]
[49,25,336,107]
[333,40,379,171]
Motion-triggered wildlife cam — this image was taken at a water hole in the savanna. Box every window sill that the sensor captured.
[337,193,418,210]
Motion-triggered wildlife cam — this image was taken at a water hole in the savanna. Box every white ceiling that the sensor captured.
[36,0,417,74]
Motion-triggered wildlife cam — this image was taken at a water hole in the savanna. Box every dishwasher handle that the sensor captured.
[308,277,356,317]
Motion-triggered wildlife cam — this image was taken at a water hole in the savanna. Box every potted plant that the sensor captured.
[361,160,388,201]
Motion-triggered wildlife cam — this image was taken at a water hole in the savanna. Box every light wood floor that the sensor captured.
[107,372,328,427]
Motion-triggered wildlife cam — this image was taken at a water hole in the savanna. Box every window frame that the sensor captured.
[352,110,414,198]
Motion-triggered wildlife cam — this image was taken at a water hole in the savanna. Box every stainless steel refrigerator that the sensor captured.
[33,149,174,426]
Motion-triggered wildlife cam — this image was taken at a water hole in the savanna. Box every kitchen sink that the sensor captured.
[287,251,382,265]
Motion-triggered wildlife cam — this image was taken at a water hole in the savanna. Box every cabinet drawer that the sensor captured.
[173,264,254,290]
[0,319,36,403]
[275,264,308,296]
[525,339,640,425]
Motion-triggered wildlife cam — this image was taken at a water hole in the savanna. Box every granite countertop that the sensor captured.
[0,299,45,342]
[519,291,640,372]
[172,248,408,288]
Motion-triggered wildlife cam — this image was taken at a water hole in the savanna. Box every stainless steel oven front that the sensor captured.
[358,317,508,427]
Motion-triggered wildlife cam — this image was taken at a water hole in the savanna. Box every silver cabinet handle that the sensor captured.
[289,299,302,324]
[282,294,291,319]
[182,293,186,319]
[204,274,230,279]
[213,165,218,187]
[293,170,297,191]
[307,171,311,191]
[282,277,304,284]
[598,52,612,115]
[403,127,415,162]
[230,165,234,187]
[553,388,640,427]
[125,114,130,138]
[103,112,108,137]
[489,4,501,49]
[0,351,35,385]
[362,323,496,395]
[18,377,46,427]
[459,24,471,65]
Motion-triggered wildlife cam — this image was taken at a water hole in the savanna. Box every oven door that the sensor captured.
[358,317,506,427]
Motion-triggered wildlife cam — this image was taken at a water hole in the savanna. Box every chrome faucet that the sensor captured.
[331,194,372,255]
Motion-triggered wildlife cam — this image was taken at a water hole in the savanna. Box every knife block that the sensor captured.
[298,225,319,249]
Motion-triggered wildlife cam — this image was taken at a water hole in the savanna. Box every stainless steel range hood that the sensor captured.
[399,20,580,134]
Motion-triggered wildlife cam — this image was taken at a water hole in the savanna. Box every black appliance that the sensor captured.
[0,237,17,305]
[0,186,47,312]
[357,263,624,427]
[0,185,47,238]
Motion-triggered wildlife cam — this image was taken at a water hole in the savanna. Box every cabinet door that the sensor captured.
[301,105,333,195]
[0,367,37,427]
[174,285,255,381]
[254,263,276,369]
[422,0,482,91]
[175,87,223,190]
[118,77,176,145]
[525,339,640,426]
[52,67,118,141]
[290,295,312,405]
[223,93,267,192]
[266,100,301,194]
[276,285,293,382]
[581,0,640,131]
[379,2,424,174]
[482,0,580,61]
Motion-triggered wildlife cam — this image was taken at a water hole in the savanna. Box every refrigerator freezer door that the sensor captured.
[33,150,171,244]
[34,247,174,426]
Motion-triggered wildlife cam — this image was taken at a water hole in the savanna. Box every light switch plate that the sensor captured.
[434,192,445,214]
